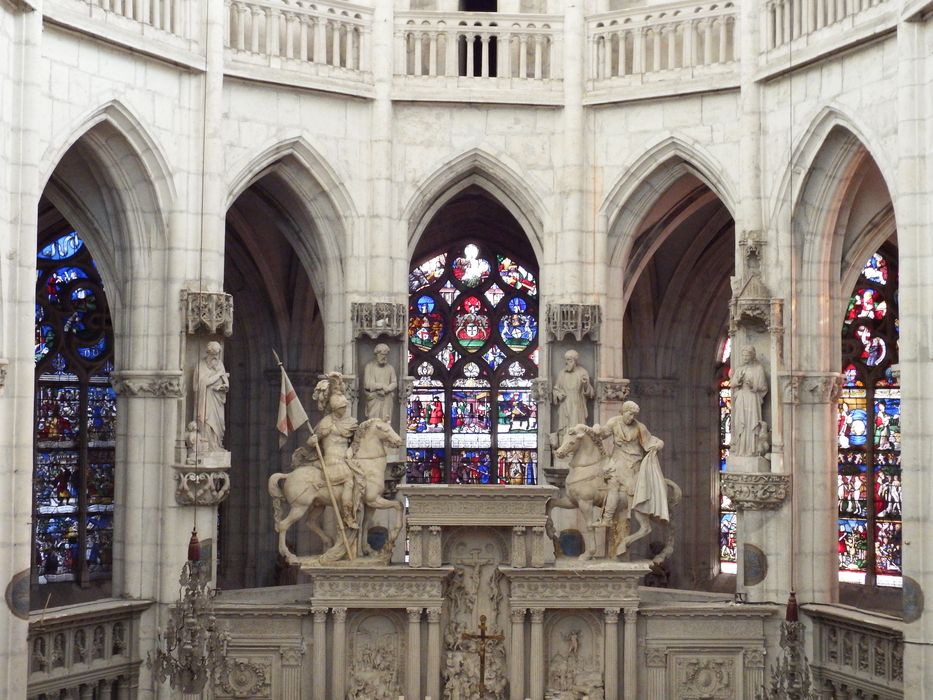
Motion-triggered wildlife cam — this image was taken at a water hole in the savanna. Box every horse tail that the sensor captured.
[665,478,683,508]
[268,473,288,522]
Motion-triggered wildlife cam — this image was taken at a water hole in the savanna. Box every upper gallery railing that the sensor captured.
[27,599,150,700]
[762,0,892,52]
[588,0,738,91]
[394,11,562,101]
[43,0,196,45]
[225,0,372,89]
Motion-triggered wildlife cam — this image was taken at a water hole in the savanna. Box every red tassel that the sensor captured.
[785,590,799,622]
[188,528,201,563]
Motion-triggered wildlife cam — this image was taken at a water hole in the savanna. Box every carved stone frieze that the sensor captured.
[110,370,184,398]
[720,473,791,511]
[596,378,630,402]
[399,485,557,527]
[546,303,602,341]
[506,566,648,607]
[780,372,843,405]
[351,302,406,338]
[217,658,271,698]
[173,465,231,505]
[308,569,448,607]
[183,290,234,336]
[674,657,734,699]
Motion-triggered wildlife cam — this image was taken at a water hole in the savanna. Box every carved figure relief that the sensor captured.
[731,346,769,457]
[674,657,734,700]
[348,614,404,700]
[193,341,230,452]
[362,343,398,422]
[545,613,604,700]
[216,658,272,698]
[551,350,594,447]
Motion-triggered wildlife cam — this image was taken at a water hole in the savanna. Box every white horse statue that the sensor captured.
[269,418,404,564]
[546,423,682,562]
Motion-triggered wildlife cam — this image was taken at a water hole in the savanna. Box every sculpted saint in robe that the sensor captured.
[362,343,398,422]
[194,341,229,451]
[732,346,769,457]
[552,350,594,443]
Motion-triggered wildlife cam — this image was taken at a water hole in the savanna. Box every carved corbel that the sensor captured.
[111,370,184,398]
[596,378,630,403]
[182,290,234,336]
[720,472,791,511]
[530,377,551,404]
[546,303,602,341]
[173,465,231,506]
[779,372,843,405]
[351,302,406,338]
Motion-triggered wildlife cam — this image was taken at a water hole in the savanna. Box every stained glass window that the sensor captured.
[715,337,736,573]
[34,231,115,587]
[407,242,538,484]
[838,252,901,588]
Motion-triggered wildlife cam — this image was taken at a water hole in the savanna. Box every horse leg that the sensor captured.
[277,502,310,563]
[577,500,598,560]
[625,510,652,549]
[304,504,333,551]
[545,497,577,554]
[366,496,405,553]
[360,504,374,556]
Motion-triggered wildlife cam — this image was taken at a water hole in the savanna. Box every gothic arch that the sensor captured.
[602,135,738,271]
[403,148,547,262]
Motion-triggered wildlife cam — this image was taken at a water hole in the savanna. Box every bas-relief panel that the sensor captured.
[348,611,405,700]
[545,611,604,700]
[670,652,739,700]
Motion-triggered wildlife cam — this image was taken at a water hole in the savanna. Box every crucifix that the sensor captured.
[461,614,504,696]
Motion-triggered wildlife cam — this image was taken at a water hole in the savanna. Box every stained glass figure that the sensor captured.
[837,249,900,588]
[406,448,446,484]
[715,348,736,573]
[34,230,115,588]
[719,513,737,569]
[408,241,538,483]
[451,244,491,287]
[498,449,538,485]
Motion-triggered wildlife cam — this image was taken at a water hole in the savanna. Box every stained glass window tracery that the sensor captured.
[715,337,736,574]
[838,251,901,588]
[407,242,538,485]
[34,230,116,588]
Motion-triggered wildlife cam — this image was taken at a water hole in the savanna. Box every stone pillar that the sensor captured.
[281,647,304,700]
[510,607,526,700]
[312,607,328,700]
[511,526,527,567]
[332,608,347,700]
[622,607,638,700]
[529,608,545,700]
[407,607,423,700]
[409,525,424,567]
[427,525,443,567]
[604,608,620,700]
[530,526,546,567]
[426,608,442,700]
[644,648,667,699]
[743,647,765,695]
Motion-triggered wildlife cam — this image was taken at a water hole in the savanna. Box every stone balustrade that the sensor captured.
[226,0,371,77]
[763,0,891,51]
[589,1,737,84]
[27,599,150,700]
[806,603,904,699]
[395,12,561,82]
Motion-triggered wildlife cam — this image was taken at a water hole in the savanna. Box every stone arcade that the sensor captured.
[2,0,928,697]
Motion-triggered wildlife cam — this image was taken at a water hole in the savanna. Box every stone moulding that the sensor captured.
[306,567,450,608]
[596,378,630,402]
[504,565,649,607]
[779,371,843,405]
[546,303,602,341]
[351,302,406,338]
[398,485,557,527]
[173,464,231,505]
[720,472,791,510]
[110,370,184,398]
[182,290,234,336]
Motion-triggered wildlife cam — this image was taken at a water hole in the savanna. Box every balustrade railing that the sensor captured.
[226,0,371,74]
[807,604,904,699]
[27,599,149,700]
[763,0,890,51]
[589,1,736,82]
[396,12,561,81]
[55,0,190,39]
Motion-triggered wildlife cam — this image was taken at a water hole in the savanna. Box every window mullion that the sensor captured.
[77,377,90,588]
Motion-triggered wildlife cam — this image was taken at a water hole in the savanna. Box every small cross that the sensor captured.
[461,614,504,695]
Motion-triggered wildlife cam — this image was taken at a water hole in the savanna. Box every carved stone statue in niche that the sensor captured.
[551,350,594,447]
[546,624,604,700]
[548,402,682,562]
[362,343,398,422]
[193,341,229,452]
[732,346,770,458]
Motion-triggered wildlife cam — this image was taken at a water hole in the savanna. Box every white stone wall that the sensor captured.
[0,0,930,695]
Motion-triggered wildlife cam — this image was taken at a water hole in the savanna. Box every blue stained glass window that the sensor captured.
[33,230,115,589]
[715,337,736,573]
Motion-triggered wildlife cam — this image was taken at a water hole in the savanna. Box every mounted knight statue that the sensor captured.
[547,400,682,563]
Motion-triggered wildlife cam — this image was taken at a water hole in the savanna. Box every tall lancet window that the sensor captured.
[837,251,901,587]
[34,231,116,590]
[716,337,736,574]
[406,242,539,485]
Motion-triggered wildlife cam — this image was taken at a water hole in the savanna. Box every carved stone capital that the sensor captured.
[400,376,415,401]
[173,465,231,505]
[645,647,668,668]
[351,302,406,338]
[596,378,630,402]
[780,371,843,405]
[529,608,545,624]
[110,370,184,398]
[546,303,602,341]
[332,607,348,623]
[406,607,423,622]
[530,377,551,404]
[182,289,234,336]
[744,647,766,668]
[720,472,791,511]
[510,608,527,623]
[311,607,329,621]
[512,525,527,535]
[604,608,620,624]
[426,608,442,623]
[280,646,304,666]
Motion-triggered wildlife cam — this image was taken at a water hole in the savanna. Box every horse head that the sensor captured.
[355,418,404,455]
[554,424,606,462]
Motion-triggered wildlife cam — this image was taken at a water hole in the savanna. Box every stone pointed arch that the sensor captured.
[602,135,738,270]
[402,147,547,263]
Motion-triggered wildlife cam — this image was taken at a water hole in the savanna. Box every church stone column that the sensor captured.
[409,525,424,567]
[604,608,620,700]
[311,607,328,700]
[529,608,545,700]
[644,648,667,699]
[511,526,526,567]
[332,608,347,700]
[509,607,527,700]
[622,607,638,700]
[426,607,442,700]
[407,607,423,700]
[281,647,303,700]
